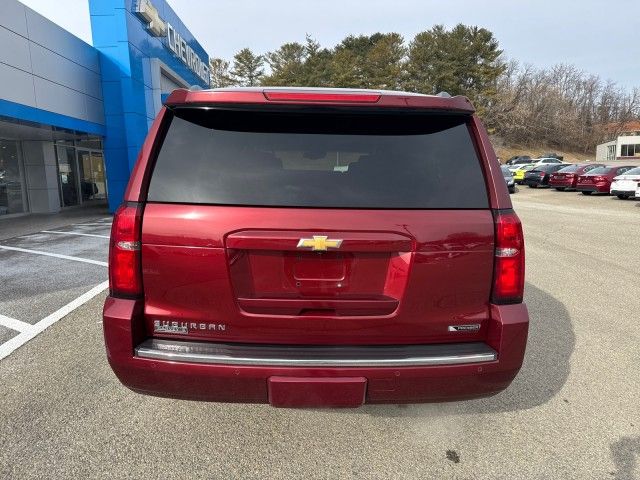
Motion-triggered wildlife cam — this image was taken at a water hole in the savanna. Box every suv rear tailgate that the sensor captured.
[138,105,496,346]
[141,205,494,345]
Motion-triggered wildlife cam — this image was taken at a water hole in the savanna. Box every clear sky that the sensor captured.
[18,0,639,91]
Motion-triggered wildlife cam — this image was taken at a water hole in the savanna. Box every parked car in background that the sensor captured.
[549,163,604,191]
[524,163,571,188]
[505,155,531,165]
[103,87,528,407]
[507,157,560,174]
[576,165,637,195]
[533,157,563,165]
[507,159,535,171]
[509,157,568,172]
[539,152,563,161]
[610,167,640,199]
[512,164,536,184]
[501,165,516,193]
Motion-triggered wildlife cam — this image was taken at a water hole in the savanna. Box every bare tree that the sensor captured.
[486,62,640,153]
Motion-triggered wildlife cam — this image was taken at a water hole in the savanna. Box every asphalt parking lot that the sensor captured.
[0,217,111,359]
[1,189,639,479]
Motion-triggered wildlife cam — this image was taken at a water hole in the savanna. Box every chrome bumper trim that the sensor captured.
[135,339,497,367]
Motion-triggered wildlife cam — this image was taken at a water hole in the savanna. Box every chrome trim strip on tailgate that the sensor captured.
[135,339,497,367]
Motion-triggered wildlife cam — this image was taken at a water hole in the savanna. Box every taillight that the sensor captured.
[592,176,606,182]
[492,210,525,304]
[109,203,143,297]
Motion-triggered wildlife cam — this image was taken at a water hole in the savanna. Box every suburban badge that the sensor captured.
[448,324,481,332]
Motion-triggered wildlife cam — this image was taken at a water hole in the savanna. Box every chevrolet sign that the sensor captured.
[134,0,210,84]
[134,0,166,37]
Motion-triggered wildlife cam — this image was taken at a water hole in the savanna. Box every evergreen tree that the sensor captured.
[209,57,234,88]
[405,24,505,110]
[364,33,406,89]
[301,36,333,87]
[230,48,264,86]
[329,33,406,89]
[262,42,307,86]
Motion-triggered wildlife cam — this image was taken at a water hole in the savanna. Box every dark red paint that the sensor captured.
[576,165,637,194]
[549,164,604,190]
[104,88,528,406]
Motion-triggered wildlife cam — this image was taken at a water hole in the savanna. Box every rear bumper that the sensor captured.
[576,184,608,193]
[610,189,635,197]
[524,178,545,187]
[103,298,529,406]
[549,179,574,188]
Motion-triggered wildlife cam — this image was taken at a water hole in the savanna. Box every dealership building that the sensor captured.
[0,0,210,216]
[595,121,640,163]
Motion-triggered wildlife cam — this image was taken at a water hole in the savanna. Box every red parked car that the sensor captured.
[576,165,637,195]
[549,163,604,191]
[104,87,528,407]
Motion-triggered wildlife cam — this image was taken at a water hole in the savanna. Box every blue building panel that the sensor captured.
[90,0,210,211]
[0,0,210,214]
[0,98,106,136]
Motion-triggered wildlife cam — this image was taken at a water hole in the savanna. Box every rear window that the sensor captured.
[558,165,578,173]
[621,167,640,175]
[536,164,561,172]
[588,167,612,174]
[147,108,489,209]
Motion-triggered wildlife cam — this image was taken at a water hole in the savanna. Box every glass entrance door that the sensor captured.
[56,145,80,207]
[77,150,107,203]
[0,139,27,215]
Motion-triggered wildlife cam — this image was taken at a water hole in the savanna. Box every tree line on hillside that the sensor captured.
[209,25,640,153]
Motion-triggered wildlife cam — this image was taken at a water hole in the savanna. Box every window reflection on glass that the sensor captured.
[0,140,25,215]
[78,150,107,202]
[56,146,79,207]
[620,144,640,157]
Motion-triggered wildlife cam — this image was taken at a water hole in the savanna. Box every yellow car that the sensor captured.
[512,165,536,184]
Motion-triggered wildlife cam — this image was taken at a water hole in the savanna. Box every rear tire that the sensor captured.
[617,194,629,200]
[581,191,592,195]
[528,184,537,188]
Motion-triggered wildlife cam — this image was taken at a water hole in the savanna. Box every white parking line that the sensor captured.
[42,230,110,239]
[0,245,107,267]
[0,314,35,333]
[73,223,112,227]
[0,281,109,360]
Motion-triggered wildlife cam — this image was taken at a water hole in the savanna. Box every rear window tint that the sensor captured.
[588,167,612,174]
[536,164,561,172]
[558,165,578,173]
[147,108,489,209]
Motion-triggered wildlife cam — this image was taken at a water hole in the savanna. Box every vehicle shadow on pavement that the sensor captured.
[610,436,640,480]
[358,282,575,416]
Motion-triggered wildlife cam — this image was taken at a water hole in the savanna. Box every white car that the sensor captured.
[610,166,640,199]
[507,157,562,173]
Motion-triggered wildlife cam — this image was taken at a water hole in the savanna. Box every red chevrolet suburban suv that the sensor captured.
[104,87,528,407]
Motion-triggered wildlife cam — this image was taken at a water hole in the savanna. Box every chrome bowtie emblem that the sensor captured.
[297,235,343,252]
